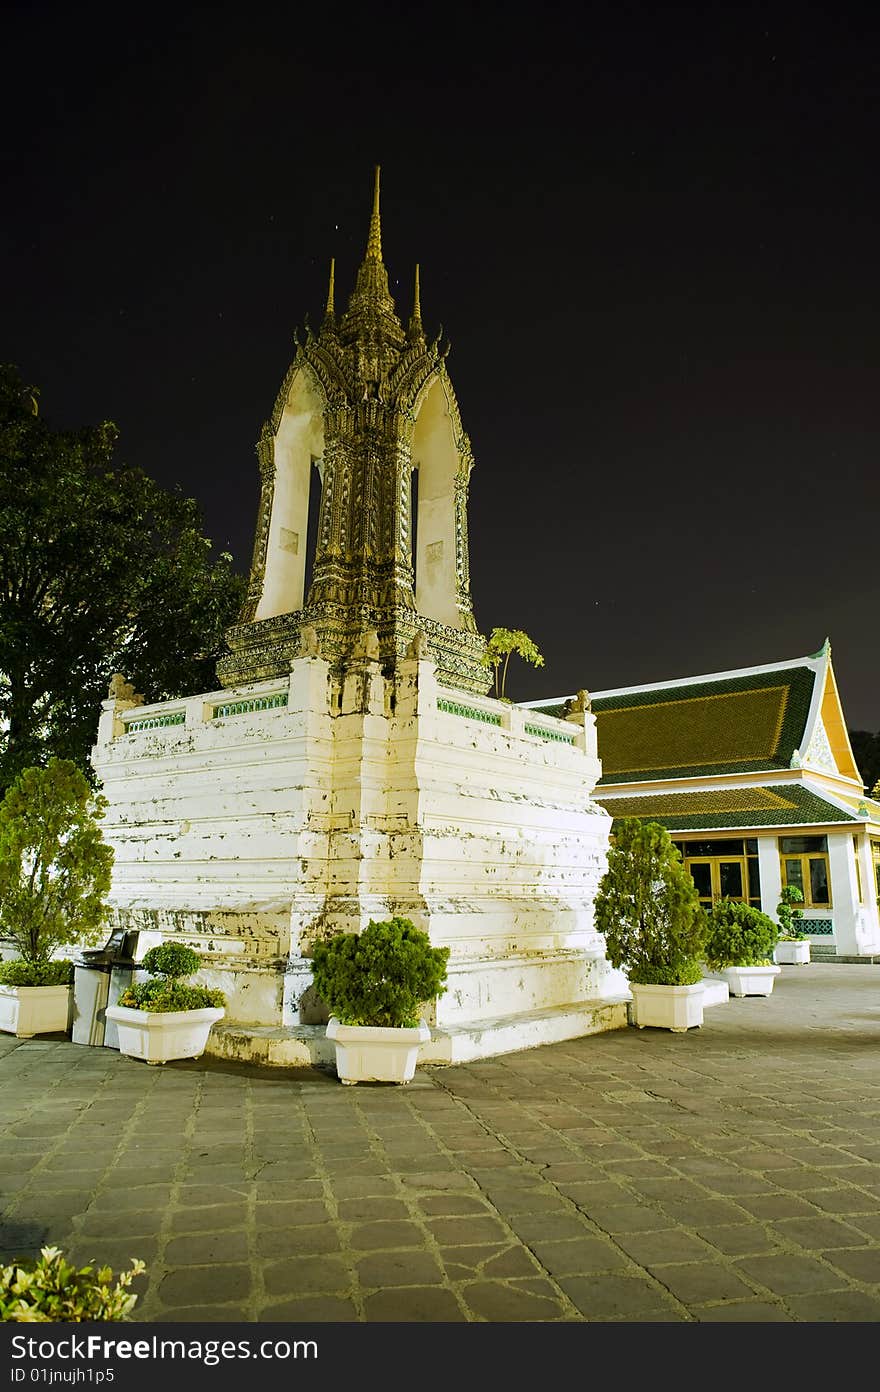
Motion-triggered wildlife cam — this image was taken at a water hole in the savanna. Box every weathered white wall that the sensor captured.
[91,654,616,1040]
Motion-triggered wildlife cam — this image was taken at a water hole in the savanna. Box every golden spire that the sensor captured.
[408,263,424,342]
[366,165,383,262]
[324,257,336,318]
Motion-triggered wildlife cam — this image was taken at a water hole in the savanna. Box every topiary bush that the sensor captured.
[594,819,707,986]
[140,942,202,979]
[118,941,225,1012]
[1,1246,145,1322]
[705,899,779,968]
[311,917,449,1028]
[777,884,806,940]
[0,958,74,988]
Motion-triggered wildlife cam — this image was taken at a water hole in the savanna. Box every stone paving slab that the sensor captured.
[2,964,880,1321]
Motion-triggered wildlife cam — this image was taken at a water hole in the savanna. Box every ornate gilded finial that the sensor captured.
[324,258,336,319]
[408,263,424,342]
[366,165,382,262]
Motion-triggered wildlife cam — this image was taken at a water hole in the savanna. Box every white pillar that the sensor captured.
[828,831,861,953]
[757,835,783,918]
[855,831,880,952]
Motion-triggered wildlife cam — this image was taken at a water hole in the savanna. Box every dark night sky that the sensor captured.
[4,2,879,726]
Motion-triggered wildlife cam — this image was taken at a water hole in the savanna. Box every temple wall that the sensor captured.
[92,656,619,1035]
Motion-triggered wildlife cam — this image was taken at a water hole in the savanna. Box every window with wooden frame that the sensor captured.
[778,835,831,908]
[671,838,761,909]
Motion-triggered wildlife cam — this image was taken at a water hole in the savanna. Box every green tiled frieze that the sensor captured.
[125,712,186,733]
[212,693,289,719]
[524,722,575,745]
[437,697,502,727]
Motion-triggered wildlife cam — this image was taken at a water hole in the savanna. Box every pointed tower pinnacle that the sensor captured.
[323,258,336,323]
[366,165,382,262]
[340,166,405,353]
[408,263,424,343]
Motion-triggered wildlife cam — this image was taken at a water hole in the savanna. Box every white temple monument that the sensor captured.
[92,171,626,1065]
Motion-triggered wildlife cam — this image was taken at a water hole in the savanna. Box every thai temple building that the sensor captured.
[91,173,879,1069]
[91,171,627,1065]
[525,640,880,958]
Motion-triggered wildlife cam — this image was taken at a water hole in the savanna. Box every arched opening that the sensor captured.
[411,377,463,629]
[303,458,323,602]
[255,370,324,620]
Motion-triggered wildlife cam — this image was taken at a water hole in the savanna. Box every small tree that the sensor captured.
[482,627,544,700]
[705,900,779,968]
[594,819,706,985]
[311,917,449,1028]
[117,942,225,1012]
[776,883,806,940]
[0,759,113,970]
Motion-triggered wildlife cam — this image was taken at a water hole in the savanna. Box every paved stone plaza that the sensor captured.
[2,964,880,1322]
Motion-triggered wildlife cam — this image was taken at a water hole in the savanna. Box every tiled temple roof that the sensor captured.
[597,783,858,832]
[532,665,817,785]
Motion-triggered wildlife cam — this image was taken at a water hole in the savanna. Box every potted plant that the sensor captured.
[594,819,708,1032]
[1,1246,145,1321]
[311,916,449,1083]
[0,760,113,1038]
[105,942,225,1063]
[773,884,810,964]
[705,899,781,995]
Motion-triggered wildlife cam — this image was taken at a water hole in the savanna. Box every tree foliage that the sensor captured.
[1,1246,144,1322]
[848,729,880,797]
[594,819,707,986]
[0,758,113,966]
[481,627,544,700]
[0,363,246,791]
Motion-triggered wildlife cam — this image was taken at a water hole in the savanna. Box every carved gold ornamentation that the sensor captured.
[220,169,488,693]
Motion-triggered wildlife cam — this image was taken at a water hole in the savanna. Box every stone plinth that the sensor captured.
[91,655,625,1061]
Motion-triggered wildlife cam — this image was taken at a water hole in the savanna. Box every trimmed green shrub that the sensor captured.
[140,942,202,980]
[118,942,225,1012]
[0,958,74,988]
[1,1246,144,1322]
[0,759,113,966]
[594,819,707,986]
[705,899,779,968]
[777,884,806,940]
[311,917,449,1028]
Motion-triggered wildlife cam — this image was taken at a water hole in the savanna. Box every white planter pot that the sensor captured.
[0,984,72,1038]
[105,1005,224,1063]
[326,1016,430,1084]
[629,982,704,1033]
[718,965,781,997]
[774,940,811,965]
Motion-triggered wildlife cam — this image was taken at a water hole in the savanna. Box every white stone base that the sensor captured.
[700,977,730,1007]
[205,998,630,1069]
[91,655,617,1064]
